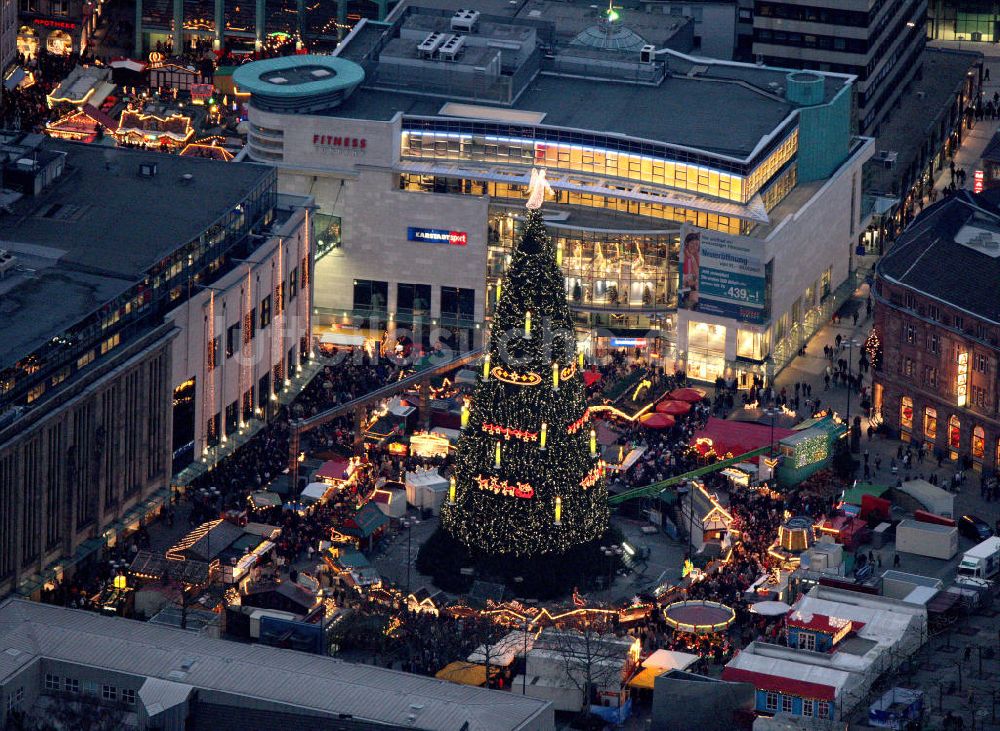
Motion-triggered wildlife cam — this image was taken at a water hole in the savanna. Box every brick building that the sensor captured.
[873,189,1000,473]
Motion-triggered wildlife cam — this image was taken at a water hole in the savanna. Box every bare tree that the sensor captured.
[534,621,635,711]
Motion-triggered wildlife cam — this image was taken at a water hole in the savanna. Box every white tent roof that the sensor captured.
[640,649,698,672]
[300,482,328,502]
[405,468,448,489]
[468,630,534,667]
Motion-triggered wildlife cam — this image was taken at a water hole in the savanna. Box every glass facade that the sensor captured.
[928,1,1000,41]
[395,119,802,374]
[400,125,799,205]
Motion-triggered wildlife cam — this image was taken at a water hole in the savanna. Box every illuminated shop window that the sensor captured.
[973,426,985,461]
[923,407,937,441]
[900,396,913,431]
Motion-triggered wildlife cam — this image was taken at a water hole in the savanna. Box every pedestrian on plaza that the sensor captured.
[867,424,874,441]
[824,373,830,390]
[835,334,842,350]
[986,67,991,82]
[852,310,859,326]
[893,553,900,568]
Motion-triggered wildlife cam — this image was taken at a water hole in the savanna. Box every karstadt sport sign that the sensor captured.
[407,227,468,246]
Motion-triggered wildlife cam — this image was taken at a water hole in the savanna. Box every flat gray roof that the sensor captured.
[326,70,796,158]
[0,140,272,368]
[0,599,553,731]
[866,48,981,195]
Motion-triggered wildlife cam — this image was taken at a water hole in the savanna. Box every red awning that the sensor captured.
[582,369,603,387]
[722,667,837,702]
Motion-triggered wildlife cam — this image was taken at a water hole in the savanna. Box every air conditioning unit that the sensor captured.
[417,32,447,57]
[439,35,466,61]
[640,44,656,64]
[451,9,480,33]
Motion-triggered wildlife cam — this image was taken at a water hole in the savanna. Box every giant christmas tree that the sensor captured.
[441,170,609,559]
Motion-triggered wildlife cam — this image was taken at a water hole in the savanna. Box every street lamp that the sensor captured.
[601,545,622,591]
[402,517,421,596]
[845,338,861,451]
[763,406,780,459]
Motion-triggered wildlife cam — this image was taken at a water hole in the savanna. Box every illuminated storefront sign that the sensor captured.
[974,170,984,194]
[407,227,468,246]
[33,18,77,29]
[610,337,648,347]
[956,351,969,406]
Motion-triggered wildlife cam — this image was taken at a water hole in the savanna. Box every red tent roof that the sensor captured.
[691,418,796,459]
[655,400,691,415]
[315,459,350,482]
[668,387,706,402]
[640,413,675,429]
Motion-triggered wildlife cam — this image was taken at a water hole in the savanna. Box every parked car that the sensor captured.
[958,514,993,542]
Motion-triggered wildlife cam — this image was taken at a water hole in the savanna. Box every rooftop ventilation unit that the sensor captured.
[418,32,447,57]
[0,249,16,279]
[451,9,480,33]
[439,34,466,61]
[640,44,655,64]
[139,162,157,177]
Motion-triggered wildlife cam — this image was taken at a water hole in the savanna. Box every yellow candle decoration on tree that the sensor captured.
[590,428,597,456]
[449,475,456,504]
[495,440,501,469]
[578,351,585,370]
[554,496,562,525]
[461,402,469,429]
[540,422,548,450]
[524,310,532,337]
[483,353,491,380]
[556,242,564,266]
[552,362,559,390]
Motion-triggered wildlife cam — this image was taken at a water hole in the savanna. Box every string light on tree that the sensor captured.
[441,167,609,558]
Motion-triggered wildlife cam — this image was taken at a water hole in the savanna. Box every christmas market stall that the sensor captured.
[46,65,115,109]
[115,109,193,148]
[776,416,845,486]
[405,467,450,515]
[678,482,735,554]
[44,104,117,143]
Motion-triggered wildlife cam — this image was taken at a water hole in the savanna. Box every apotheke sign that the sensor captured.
[407,227,468,246]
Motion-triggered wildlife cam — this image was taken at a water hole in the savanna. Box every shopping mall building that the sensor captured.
[238,0,874,386]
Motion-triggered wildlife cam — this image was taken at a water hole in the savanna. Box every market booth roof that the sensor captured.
[691,418,795,459]
[655,400,691,415]
[435,661,499,687]
[668,387,706,403]
[639,412,675,430]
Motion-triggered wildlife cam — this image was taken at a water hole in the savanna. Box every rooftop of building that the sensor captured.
[865,48,982,196]
[0,598,553,731]
[307,2,853,160]
[0,137,272,368]
[877,188,1000,325]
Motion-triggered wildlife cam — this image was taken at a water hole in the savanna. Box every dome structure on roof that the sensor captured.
[570,14,648,52]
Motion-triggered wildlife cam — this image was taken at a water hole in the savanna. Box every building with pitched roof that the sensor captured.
[873,188,1000,471]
